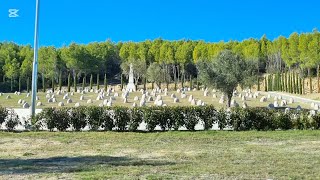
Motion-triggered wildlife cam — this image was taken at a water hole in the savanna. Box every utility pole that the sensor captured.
[31,0,40,117]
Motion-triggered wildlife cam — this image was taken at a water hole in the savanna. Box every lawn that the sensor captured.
[0,131,320,179]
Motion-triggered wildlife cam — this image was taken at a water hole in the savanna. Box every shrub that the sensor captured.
[198,105,217,130]
[184,107,199,131]
[170,107,185,130]
[311,114,320,129]
[217,108,228,130]
[273,111,292,130]
[86,106,104,130]
[0,106,8,126]
[143,107,161,131]
[38,108,56,131]
[101,108,114,131]
[128,107,143,131]
[69,107,87,131]
[158,107,172,131]
[55,108,71,131]
[113,107,130,131]
[5,109,21,131]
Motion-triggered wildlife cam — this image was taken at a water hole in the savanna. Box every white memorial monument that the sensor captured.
[126,63,136,92]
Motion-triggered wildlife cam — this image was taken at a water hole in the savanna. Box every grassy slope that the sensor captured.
[0,131,320,179]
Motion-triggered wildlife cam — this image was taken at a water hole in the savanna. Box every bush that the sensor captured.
[0,106,8,126]
[5,109,21,131]
[86,106,104,130]
[113,107,130,131]
[143,107,161,131]
[19,105,320,132]
[101,108,114,131]
[69,107,87,131]
[198,105,217,130]
[128,107,143,131]
[184,107,199,131]
[170,107,185,130]
[55,108,71,131]
[273,112,292,130]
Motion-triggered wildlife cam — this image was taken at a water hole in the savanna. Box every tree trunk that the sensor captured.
[18,77,21,92]
[173,64,177,90]
[67,73,71,92]
[59,71,62,91]
[90,74,93,90]
[82,76,86,90]
[104,73,108,91]
[177,65,180,86]
[73,74,77,92]
[317,65,320,93]
[51,76,55,92]
[143,77,146,90]
[120,74,124,90]
[308,68,312,94]
[227,92,232,108]
[97,74,100,90]
[27,77,30,93]
[42,75,45,93]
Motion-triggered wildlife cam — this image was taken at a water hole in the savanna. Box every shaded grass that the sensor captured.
[0,131,320,179]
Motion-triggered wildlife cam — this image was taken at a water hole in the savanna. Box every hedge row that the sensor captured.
[1,106,320,132]
[27,106,320,132]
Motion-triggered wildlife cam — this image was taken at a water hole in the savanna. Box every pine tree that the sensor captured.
[190,76,193,89]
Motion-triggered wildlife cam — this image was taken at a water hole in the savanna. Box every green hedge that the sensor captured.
[1,106,320,132]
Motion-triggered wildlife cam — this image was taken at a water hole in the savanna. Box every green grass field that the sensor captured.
[0,87,311,109]
[0,131,319,179]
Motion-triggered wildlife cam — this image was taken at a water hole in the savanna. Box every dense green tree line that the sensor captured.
[0,29,319,92]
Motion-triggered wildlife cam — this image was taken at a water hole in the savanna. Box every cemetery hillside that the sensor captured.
[2,30,320,179]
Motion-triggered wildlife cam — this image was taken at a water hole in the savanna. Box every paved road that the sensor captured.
[260,91,320,105]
